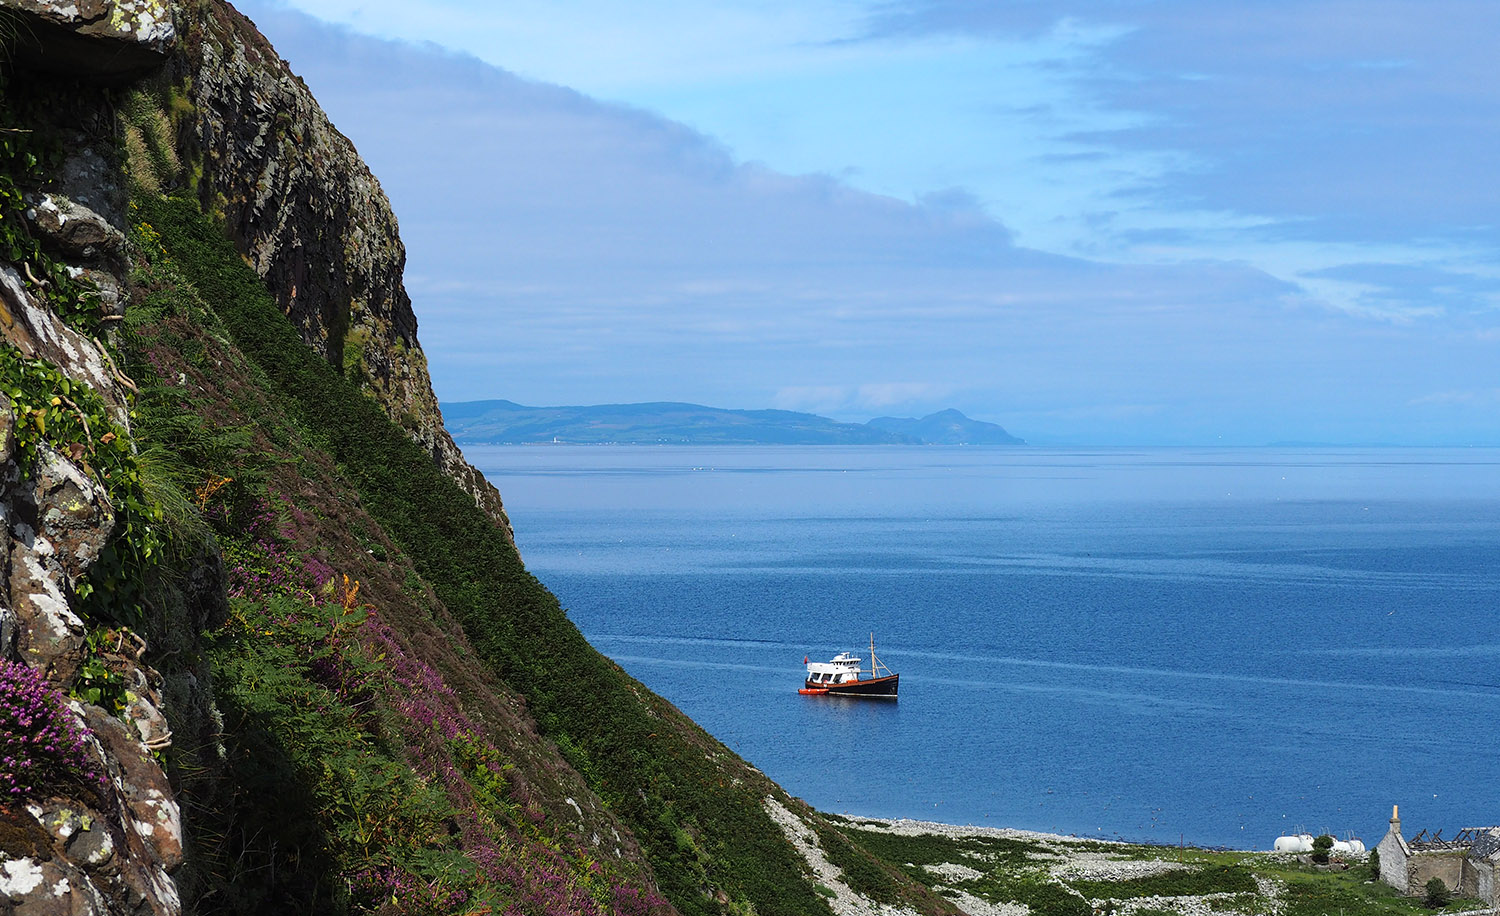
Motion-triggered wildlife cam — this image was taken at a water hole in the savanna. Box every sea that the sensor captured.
[463,445,1500,850]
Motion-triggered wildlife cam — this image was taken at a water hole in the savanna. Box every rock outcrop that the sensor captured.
[0,173,184,915]
[0,3,514,910]
[0,0,176,83]
[172,1,514,543]
[2,0,513,544]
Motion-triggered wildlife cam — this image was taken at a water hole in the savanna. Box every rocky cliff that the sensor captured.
[172,1,513,543]
[0,3,957,915]
[0,20,201,909]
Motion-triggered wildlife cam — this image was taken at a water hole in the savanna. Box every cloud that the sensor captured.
[771,386,853,413]
[856,0,1500,329]
[1408,389,1500,408]
[864,1,1500,238]
[235,1,1500,445]
[773,383,954,415]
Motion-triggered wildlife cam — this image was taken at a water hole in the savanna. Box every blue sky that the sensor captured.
[239,0,1499,444]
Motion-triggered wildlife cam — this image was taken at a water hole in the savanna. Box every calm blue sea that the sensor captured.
[465,446,1500,850]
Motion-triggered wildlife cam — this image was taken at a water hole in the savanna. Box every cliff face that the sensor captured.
[177,0,513,541]
[0,12,200,911]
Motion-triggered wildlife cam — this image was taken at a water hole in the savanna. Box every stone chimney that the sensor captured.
[1377,803,1411,892]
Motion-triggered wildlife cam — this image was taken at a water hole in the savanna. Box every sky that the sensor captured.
[236,0,1499,445]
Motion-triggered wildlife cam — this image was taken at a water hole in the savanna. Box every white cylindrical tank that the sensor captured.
[1347,839,1366,854]
[1274,835,1314,852]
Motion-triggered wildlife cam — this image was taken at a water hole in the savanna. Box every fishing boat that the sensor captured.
[799,634,898,698]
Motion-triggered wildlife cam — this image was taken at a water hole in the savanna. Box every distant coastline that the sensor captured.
[442,399,1025,446]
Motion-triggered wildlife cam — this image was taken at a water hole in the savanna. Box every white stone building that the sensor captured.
[1377,806,1500,905]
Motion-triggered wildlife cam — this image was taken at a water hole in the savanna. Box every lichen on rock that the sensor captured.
[0,0,177,83]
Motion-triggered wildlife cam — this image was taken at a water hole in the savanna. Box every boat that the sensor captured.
[799,634,898,698]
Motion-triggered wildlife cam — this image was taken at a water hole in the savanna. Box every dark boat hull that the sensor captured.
[801,673,898,698]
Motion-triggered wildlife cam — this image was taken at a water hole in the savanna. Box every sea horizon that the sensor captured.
[466,444,1500,850]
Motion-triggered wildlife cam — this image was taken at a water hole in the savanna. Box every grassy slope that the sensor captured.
[126,214,677,913]
[137,193,853,916]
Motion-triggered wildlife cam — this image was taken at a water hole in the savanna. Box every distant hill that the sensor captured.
[867,408,1025,445]
[443,400,1025,445]
[442,399,916,444]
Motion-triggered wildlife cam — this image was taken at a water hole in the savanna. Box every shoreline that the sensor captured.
[839,814,1266,854]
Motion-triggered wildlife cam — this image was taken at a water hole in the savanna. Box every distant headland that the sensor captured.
[442,400,1025,445]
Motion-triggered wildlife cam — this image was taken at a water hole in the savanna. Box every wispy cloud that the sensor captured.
[260,0,1500,327]
[773,383,954,415]
[238,1,1500,445]
[1408,389,1500,407]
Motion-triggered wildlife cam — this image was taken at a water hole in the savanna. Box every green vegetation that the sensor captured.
[831,826,1485,916]
[0,347,165,631]
[835,827,1086,916]
[134,192,845,916]
[1311,833,1334,864]
[1424,877,1451,909]
[810,819,957,913]
[838,825,1042,872]
[0,76,113,335]
[122,196,671,916]
[1071,863,1256,899]
[205,596,451,913]
[72,629,132,715]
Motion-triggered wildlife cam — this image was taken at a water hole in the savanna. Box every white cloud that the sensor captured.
[1408,389,1500,407]
[771,383,954,415]
[237,2,1500,445]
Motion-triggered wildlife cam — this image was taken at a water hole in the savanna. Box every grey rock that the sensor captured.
[80,706,184,913]
[0,0,176,84]
[68,270,123,319]
[5,439,117,686]
[24,196,126,264]
[0,266,127,427]
[31,804,116,875]
[12,860,111,916]
[0,396,14,467]
[0,602,15,657]
[65,825,116,872]
[32,442,116,583]
[9,536,87,685]
[185,2,515,542]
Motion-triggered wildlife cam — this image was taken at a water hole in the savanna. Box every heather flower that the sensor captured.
[0,660,101,797]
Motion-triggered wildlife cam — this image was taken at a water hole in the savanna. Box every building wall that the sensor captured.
[1377,827,1409,891]
[1473,859,1494,905]
[1408,852,1466,896]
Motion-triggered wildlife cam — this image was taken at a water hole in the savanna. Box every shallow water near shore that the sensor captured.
[466,445,1500,849]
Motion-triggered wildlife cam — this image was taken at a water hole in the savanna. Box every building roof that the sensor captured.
[1407,827,1500,858]
[1467,829,1500,861]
